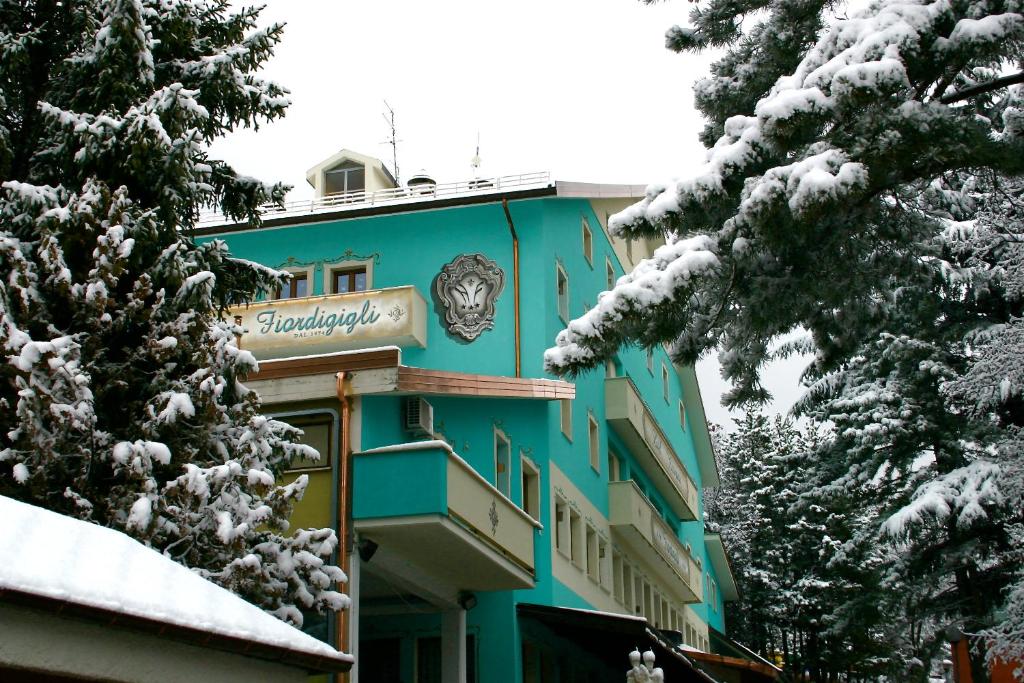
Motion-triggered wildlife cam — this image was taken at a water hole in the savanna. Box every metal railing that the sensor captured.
[196,171,552,228]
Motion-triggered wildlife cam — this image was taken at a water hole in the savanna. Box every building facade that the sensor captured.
[198,150,738,683]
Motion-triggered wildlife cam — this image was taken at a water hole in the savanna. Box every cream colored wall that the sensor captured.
[548,463,703,647]
[589,198,661,273]
[0,603,312,683]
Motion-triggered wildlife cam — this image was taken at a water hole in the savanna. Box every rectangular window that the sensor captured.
[582,217,593,265]
[626,238,634,263]
[324,162,365,195]
[569,508,583,568]
[643,581,653,621]
[554,495,569,557]
[661,597,670,630]
[612,550,624,603]
[606,257,615,291]
[588,413,600,472]
[586,525,599,582]
[679,400,687,431]
[622,563,634,614]
[607,449,621,482]
[559,399,572,440]
[556,263,569,322]
[282,418,332,471]
[662,363,670,402]
[598,536,610,590]
[653,592,662,628]
[494,428,511,497]
[331,267,367,294]
[646,349,654,374]
[276,272,309,300]
[521,455,540,520]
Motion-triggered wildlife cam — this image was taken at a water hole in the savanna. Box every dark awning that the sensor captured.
[517,603,720,683]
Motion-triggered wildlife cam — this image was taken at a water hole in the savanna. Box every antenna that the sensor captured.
[471,131,481,178]
[381,100,400,184]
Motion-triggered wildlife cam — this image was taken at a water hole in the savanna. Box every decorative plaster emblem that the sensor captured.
[387,304,406,322]
[489,500,500,535]
[435,254,505,341]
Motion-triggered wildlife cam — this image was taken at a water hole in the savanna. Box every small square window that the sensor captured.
[588,413,600,472]
[560,399,572,441]
[275,271,309,300]
[556,263,569,322]
[582,217,593,266]
[332,267,367,294]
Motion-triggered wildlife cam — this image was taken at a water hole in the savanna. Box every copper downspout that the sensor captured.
[501,198,522,378]
[334,371,353,681]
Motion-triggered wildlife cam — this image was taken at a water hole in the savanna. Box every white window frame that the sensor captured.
[662,363,670,402]
[494,427,511,498]
[587,412,600,472]
[520,453,540,521]
[324,256,374,294]
[569,507,584,568]
[582,216,594,266]
[554,495,570,558]
[560,399,572,441]
[556,262,570,322]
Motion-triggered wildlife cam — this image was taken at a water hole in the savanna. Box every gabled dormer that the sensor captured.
[305,148,398,198]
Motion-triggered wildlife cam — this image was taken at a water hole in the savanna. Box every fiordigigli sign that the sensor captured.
[231,286,428,360]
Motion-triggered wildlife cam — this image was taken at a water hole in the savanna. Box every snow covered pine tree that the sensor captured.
[545,0,1023,676]
[0,0,348,626]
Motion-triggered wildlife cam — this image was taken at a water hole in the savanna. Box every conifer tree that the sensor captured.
[544,0,1023,669]
[0,0,347,626]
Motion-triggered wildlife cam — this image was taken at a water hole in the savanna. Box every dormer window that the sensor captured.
[324,161,365,195]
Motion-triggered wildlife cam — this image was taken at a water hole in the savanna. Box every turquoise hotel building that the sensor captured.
[198,149,742,683]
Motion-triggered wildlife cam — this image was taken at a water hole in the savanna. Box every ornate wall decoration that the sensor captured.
[435,254,505,341]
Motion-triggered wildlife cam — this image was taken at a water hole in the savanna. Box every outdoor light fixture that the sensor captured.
[457,592,478,611]
[357,538,379,563]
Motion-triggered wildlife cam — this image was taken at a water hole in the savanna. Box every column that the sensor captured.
[441,608,467,683]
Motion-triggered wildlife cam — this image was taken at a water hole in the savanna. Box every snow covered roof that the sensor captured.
[0,495,352,672]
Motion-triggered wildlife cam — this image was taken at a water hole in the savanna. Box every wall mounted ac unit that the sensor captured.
[403,397,434,437]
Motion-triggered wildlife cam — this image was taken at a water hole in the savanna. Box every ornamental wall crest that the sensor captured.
[435,253,505,341]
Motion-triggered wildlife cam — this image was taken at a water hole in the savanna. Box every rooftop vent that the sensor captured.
[406,170,437,194]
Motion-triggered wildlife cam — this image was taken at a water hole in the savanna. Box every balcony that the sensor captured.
[605,377,699,520]
[353,441,536,592]
[608,480,702,604]
[230,285,428,361]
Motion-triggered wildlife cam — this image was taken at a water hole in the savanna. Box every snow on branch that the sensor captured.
[883,460,1002,536]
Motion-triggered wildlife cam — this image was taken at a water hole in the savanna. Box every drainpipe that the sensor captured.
[335,371,353,681]
[501,198,522,378]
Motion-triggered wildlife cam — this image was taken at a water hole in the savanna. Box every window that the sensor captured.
[324,161,365,195]
[662,363,670,402]
[521,455,540,520]
[612,550,624,603]
[646,349,654,374]
[607,449,621,482]
[622,563,634,613]
[586,525,599,582]
[582,217,593,265]
[559,399,572,440]
[569,508,583,568]
[494,428,511,497]
[556,263,569,321]
[642,581,653,621]
[598,536,611,590]
[282,417,332,471]
[331,267,367,294]
[587,413,600,472]
[606,257,615,291]
[679,400,687,431]
[626,238,634,263]
[276,271,309,300]
[554,495,569,557]
[653,592,662,628]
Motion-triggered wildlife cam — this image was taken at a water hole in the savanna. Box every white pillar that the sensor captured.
[348,551,361,683]
[441,608,467,683]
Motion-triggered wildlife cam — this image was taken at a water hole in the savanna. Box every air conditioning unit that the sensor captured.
[403,397,434,437]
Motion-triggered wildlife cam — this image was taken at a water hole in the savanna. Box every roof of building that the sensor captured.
[0,495,352,673]
[305,147,397,188]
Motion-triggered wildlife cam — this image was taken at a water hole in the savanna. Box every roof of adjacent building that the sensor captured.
[0,495,352,673]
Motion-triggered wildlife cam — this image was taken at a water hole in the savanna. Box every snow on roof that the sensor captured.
[0,495,351,665]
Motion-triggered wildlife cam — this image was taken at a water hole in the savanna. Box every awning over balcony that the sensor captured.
[605,377,699,521]
[352,441,536,598]
[231,285,428,360]
[608,480,703,604]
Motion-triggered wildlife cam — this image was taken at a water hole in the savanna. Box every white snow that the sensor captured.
[0,495,351,663]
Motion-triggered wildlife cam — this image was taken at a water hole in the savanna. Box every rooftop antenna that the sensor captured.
[470,131,481,178]
[381,100,401,184]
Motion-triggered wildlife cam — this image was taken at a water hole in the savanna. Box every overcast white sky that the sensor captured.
[210,0,810,427]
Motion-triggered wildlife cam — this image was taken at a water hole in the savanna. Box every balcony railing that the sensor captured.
[197,171,552,228]
[608,480,702,603]
[605,376,699,521]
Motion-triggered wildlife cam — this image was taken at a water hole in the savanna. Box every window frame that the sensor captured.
[569,507,584,569]
[324,256,374,294]
[323,161,366,195]
[281,416,333,472]
[679,399,687,431]
[605,256,616,291]
[559,399,572,441]
[662,363,670,402]
[582,216,594,266]
[520,453,540,521]
[587,412,600,473]
[494,427,511,498]
[554,495,570,558]
[273,266,315,300]
[555,262,570,322]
